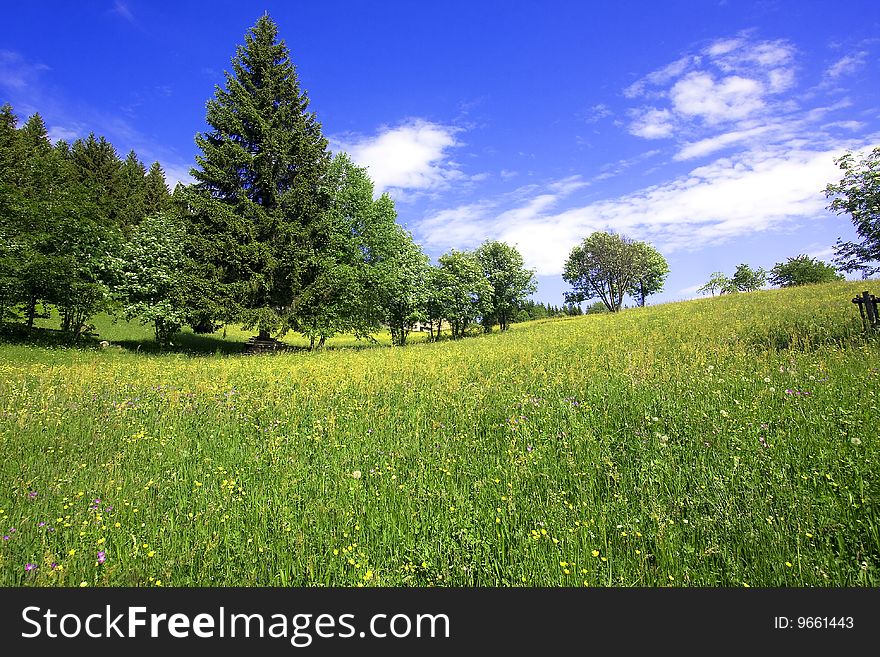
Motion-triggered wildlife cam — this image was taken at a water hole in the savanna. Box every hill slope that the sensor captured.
[0,280,877,586]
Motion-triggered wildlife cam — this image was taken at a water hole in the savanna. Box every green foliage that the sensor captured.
[475,240,536,332]
[628,241,670,306]
[825,147,880,276]
[117,150,147,232]
[115,212,189,344]
[769,254,844,287]
[144,162,172,216]
[563,231,664,312]
[372,211,430,347]
[697,271,732,297]
[184,14,331,339]
[731,263,767,292]
[430,250,492,339]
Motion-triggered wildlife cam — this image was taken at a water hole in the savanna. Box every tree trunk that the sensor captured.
[26,293,37,329]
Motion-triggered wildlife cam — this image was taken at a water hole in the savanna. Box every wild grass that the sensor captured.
[0,280,877,586]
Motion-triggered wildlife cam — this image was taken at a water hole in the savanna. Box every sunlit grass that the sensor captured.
[0,279,877,586]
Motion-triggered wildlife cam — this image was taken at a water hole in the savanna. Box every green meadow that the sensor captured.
[0,279,877,587]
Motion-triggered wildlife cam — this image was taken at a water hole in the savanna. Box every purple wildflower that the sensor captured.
[28,491,37,498]
[24,563,37,571]
[97,551,106,564]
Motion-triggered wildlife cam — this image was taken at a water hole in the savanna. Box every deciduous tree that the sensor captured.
[475,240,536,332]
[769,255,843,287]
[562,232,639,312]
[825,147,880,276]
[628,241,669,307]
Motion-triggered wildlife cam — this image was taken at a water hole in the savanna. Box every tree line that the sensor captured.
[697,256,845,296]
[0,16,543,348]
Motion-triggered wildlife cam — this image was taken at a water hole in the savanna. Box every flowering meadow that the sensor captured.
[0,280,877,587]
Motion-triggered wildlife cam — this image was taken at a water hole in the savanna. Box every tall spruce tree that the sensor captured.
[0,104,22,323]
[117,150,148,231]
[144,161,172,215]
[184,14,330,340]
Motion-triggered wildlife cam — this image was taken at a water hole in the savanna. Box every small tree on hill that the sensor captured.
[730,263,766,292]
[563,231,639,312]
[431,250,491,339]
[697,272,731,297]
[628,241,669,307]
[769,255,843,287]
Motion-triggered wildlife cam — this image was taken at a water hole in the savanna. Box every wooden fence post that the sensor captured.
[852,290,879,331]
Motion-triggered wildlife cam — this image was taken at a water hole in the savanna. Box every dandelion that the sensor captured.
[591,550,600,557]
[352,470,362,479]
[850,437,862,446]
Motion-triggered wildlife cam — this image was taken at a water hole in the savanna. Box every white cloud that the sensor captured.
[417,140,879,276]
[582,103,613,123]
[826,52,868,79]
[625,35,799,145]
[161,162,195,191]
[0,50,49,91]
[47,124,84,143]
[670,73,765,124]
[333,119,462,198]
[628,108,675,139]
[624,55,698,98]
[675,125,773,160]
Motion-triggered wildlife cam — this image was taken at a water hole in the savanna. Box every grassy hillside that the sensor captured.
[0,280,877,586]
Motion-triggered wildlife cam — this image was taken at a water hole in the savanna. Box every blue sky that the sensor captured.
[3,1,879,306]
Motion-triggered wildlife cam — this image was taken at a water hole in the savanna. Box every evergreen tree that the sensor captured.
[15,113,56,329]
[144,161,172,215]
[0,104,22,323]
[184,14,331,340]
[117,150,147,231]
[70,134,122,227]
